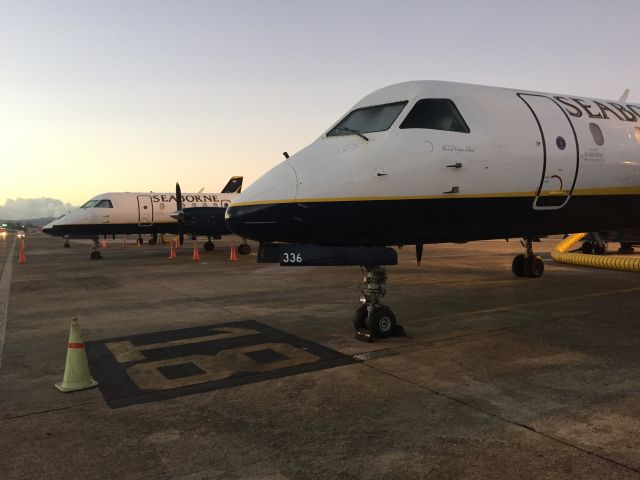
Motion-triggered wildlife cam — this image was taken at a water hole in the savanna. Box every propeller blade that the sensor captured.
[175,182,184,246]
[416,243,424,266]
[175,182,182,211]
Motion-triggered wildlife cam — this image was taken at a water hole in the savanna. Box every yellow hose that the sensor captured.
[551,233,640,272]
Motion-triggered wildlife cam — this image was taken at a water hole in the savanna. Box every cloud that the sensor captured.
[0,197,76,220]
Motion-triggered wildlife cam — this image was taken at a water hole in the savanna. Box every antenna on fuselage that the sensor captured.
[619,89,630,102]
[283,152,289,159]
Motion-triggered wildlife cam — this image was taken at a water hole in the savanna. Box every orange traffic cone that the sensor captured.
[18,239,26,264]
[55,317,99,392]
[192,242,200,260]
[230,246,238,261]
[136,237,141,248]
[169,241,176,259]
[101,239,107,249]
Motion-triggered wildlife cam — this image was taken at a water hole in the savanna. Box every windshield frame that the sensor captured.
[326,101,408,138]
[80,200,100,209]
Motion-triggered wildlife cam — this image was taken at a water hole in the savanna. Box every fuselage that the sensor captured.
[43,191,239,237]
[226,81,640,245]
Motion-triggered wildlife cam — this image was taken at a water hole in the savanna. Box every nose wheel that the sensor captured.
[354,265,405,341]
[512,237,544,278]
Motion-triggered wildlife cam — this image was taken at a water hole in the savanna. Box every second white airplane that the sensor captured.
[43,176,250,253]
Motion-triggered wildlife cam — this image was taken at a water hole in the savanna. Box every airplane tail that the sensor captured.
[221,176,243,194]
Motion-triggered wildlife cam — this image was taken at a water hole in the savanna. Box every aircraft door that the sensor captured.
[137,195,153,226]
[518,94,579,210]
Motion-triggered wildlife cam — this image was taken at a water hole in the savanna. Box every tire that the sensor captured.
[366,306,397,339]
[353,305,368,331]
[525,255,544,278]
[594,244,606,255]
[64,243,71,249]
[512,254,526,277]
[238,243,251,255]
[581,242,594,254]
[204,242,215,251]
[618,243,634,254]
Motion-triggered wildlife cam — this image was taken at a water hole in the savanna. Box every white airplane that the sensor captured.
[225,80,640,338]
[43,176,251,253]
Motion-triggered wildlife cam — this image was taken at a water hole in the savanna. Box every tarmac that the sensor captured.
[1,233,639,479]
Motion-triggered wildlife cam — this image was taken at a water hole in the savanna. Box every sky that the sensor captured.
[1,0,639,218]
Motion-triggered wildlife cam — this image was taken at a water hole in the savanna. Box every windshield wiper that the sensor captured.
[336,127,369,141]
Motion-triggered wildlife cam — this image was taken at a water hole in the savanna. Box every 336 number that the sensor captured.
[282,252,303,263]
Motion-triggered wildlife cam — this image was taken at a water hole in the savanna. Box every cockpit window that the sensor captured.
[94,200,113,208]
[80,200,99,208]
[327,101,408,137]
[400,99,470,133]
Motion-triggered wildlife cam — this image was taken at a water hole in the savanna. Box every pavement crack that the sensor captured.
[1,399,104,421]
[361,362,640,475]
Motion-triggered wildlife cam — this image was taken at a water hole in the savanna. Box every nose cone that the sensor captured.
[226,162,298,241]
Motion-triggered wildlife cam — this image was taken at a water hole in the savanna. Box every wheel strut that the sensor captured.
[354,265,404,341]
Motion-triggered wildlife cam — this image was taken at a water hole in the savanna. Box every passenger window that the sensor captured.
[94,200,113,208]
[589,123,604,146]
[635,127,640,145]
[327,101,408,137]
[400,99,470,133]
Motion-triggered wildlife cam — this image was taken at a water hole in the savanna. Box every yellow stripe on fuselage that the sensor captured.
[230,185,640,207]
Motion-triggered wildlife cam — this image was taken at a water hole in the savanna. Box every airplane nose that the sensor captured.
[225,162,299,242]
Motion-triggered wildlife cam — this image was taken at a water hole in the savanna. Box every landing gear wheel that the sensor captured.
[353,305,368,331]
[581,241,594,254]
[148,238,156,246]
[204,242,215,251]
[619,243,634,254]
[366,306,397,339]
[90,251,102,259]
[525,255,544,278]
[512,254,526,277]
[64,242,71,248]
[238,243,251,255]
[593,244,606,255]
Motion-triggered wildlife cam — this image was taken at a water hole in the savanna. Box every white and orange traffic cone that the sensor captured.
[55,317,99,392]
[230,246,238,261]
[192,242,200,260]
[169,240,176,259]
[18,239,26,264]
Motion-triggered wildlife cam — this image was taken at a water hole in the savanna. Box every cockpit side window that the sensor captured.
[80,200,99,209]
[327,101,408,137]
[400,99,470,133]
[94,200,113,208]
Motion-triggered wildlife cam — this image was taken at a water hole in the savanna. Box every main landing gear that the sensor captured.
[512,237,544,278]
[353,265,405,341]
[238,240,251,255]
[148,233,158,246]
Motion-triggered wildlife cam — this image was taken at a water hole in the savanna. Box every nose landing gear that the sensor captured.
[354,265,405,341]
[512,237,544,278]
